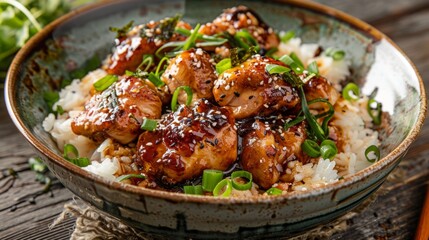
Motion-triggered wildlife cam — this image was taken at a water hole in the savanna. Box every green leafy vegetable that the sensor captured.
[0,0,91,86]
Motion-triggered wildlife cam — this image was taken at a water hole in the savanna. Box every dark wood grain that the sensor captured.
[1,0,428,239]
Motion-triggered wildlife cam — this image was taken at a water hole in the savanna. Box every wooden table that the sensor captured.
[1,0,428,239]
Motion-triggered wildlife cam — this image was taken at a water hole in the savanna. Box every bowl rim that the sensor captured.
[5,0,427,204]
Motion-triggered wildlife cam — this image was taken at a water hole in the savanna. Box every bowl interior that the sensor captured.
[6,0,425,198]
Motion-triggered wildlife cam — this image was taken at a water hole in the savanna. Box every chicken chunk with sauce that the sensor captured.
[161,48,217,104]
[240,118,309,189]
[104,17,191,75]
[199,5,279,51]
[213,56,300,119]
[136,100,237,185]
[71,76,162,144]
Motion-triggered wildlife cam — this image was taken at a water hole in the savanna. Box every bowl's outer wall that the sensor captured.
[5,0,426,237]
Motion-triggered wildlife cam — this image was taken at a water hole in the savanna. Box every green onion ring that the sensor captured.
[93,75,118,92]
[171,86,193,111]
[137,54,154,72]
[202,169,223,192]
[63,143,79,160]
[213,179,232,197]
[365,145,380,163]
[279,54,303,74]
[140,118,158,131]
[216,58,232,74]
[231,170,253,191]
[342,83,360,101]
[116,174,146,182]
[183,185,203,195]
[307,61,319,75]
[302,139,321,157]
[367,98,382,125]
[265,64,291,75]
[320,140,338,160]
[266,187,283,195]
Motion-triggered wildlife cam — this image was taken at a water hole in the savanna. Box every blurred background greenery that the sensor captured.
[0,0,96,88]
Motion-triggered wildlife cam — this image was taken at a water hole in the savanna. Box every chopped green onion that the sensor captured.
[302,73,316,84]
[265,64,291,74]
[213,179,232,197]
[279,54,303,74]
[138,54,154,72]
[265,47,278,58]
[63,143,79,160]
[342,83,360,101]
[302,139,321,157]
[63,144,90,167]
[43,91,60,112]
[93,74,118,92]
[298,86,326,140]
[325,47,345,61]
[284,115,305,130]
[29,157,47,173]
[367,98,382,125]
[266,187,283,195]
[280,30,295,43]
[171,86,193,111]
[365,145,380,163]
[320,140,338,160]
[289,52,304,70]
[155,41,186,58]
[147,72,165,87]
[116,173,146,182]
[141,118,158,131]
[183,185,203,195]
[309,98,334,135]
[234,29,260,51]
[231,170,253,191]
[307,61,319,75]
[183,24,201,51]
[202,169,223,192]
[216,58,232,74]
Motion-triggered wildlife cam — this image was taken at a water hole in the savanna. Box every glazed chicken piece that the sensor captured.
[304,76,340,110]
[136,100,237,185]
[104,17,191,75]
[240,117,309,189]
[71,76,162,144]
[161,48,217,104]
[199,5,279,51]
[213,56,300,119]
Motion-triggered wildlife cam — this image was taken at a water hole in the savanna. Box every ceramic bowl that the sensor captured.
[5,0,427,238]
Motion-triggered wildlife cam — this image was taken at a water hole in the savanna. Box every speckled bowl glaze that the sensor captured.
[5,0,427,238]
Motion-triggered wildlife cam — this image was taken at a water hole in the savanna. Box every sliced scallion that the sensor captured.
[367,98,382,125]
[63,144,90,167]
[279,54,303,74]
[234,29,260,51]
[289,52,304,70]
[216,58,232,74]
[202,169,223,192]
[266,187,283,195]
[280,30,295,43]
[147,72,165,87]
[138,54,154,72]
[183,185,203,195]
[307,61,319,75]
[213,179,232,197]
[365,145,380,163]
[93,75,118,92]
[284,115,305,130]
[140,118,158,131]
[171,86,193,111]
[231,170,253,191]
[298,86,326,140]
[116,173,146,182]
[302,139,321,157]
[342,83,360,101]
[265,64,290,74]
[320,140,338,160]
[183,24,201,51]
[325,47,345,61]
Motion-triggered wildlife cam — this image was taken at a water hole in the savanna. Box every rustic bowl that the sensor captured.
[5,0,427,238]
